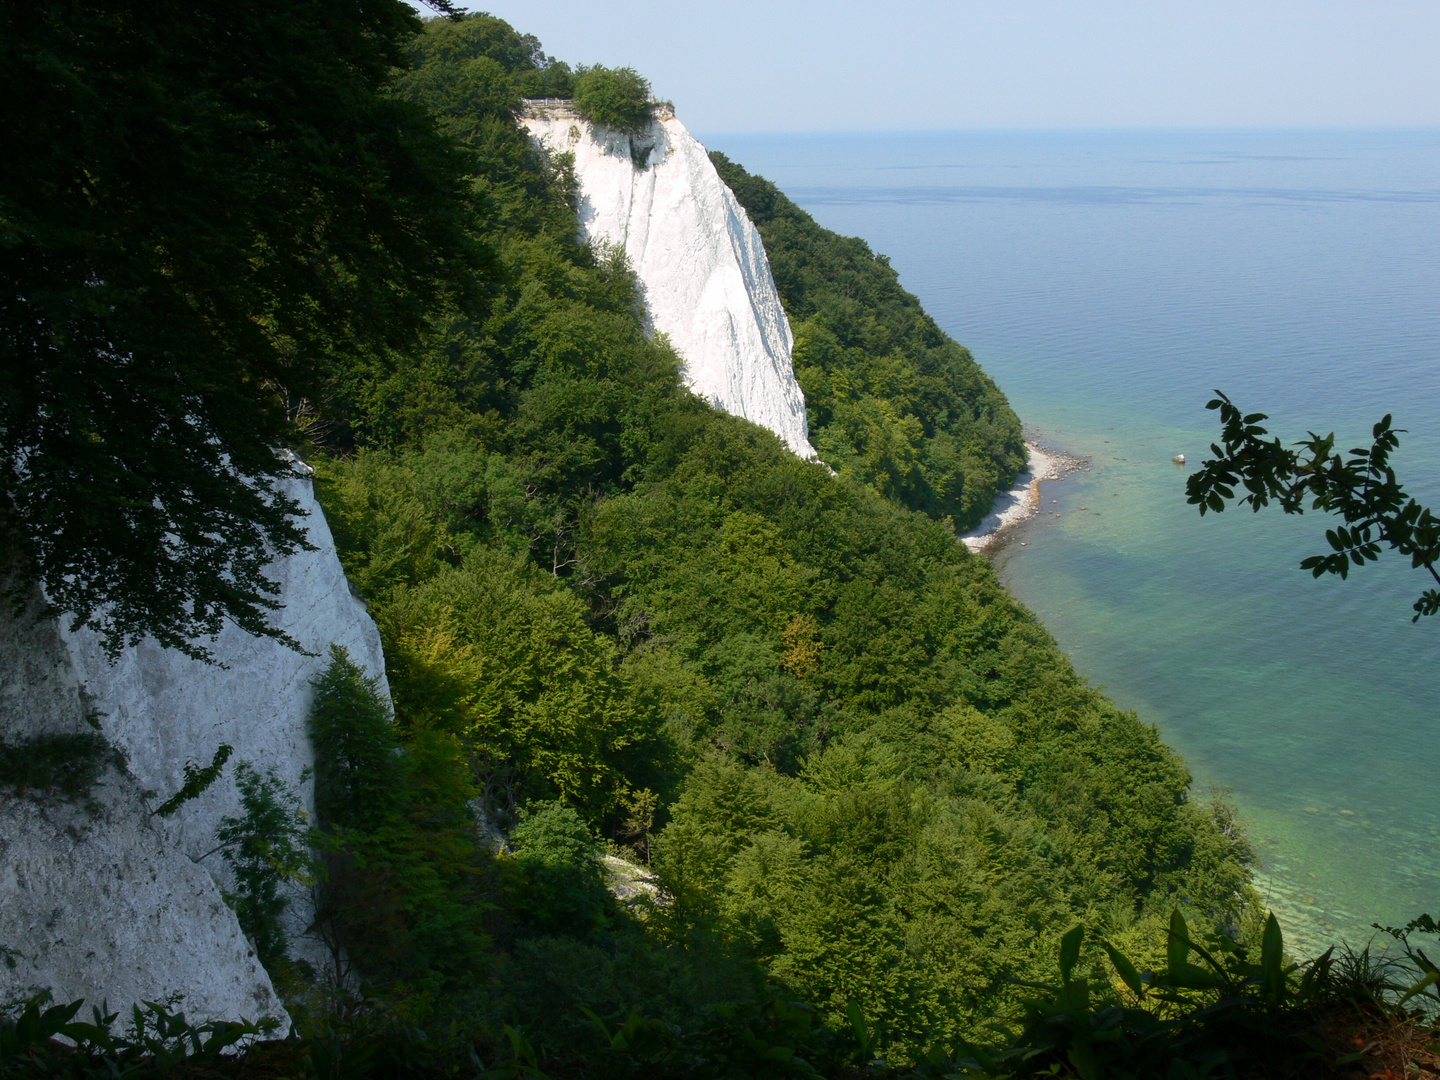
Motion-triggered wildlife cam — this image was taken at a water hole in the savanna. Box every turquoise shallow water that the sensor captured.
[704,128,1440,953]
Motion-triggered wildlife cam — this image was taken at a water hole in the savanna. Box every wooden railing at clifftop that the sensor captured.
[520,98,676,121]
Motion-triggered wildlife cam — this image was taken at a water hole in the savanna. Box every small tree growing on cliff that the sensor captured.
[573,65,652,132]
[213,763,313,973]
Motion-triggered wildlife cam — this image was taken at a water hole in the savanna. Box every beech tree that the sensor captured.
[573,66,652,133]
[1187,391,1440,620]
[0,0,485,658]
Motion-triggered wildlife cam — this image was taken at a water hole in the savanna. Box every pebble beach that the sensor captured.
[958,439,1086,552]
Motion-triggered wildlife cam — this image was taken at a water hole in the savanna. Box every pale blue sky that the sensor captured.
[415,1,1440,132]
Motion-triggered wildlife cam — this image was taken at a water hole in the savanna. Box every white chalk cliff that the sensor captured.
[523,102,818,459]
[0,467,388,1026]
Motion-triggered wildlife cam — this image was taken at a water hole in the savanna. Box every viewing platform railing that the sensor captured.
[520,98,676,121]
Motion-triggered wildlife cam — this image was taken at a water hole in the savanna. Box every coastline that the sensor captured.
[959,441,1070,552]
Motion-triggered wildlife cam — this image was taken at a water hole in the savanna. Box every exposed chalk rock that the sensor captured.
[0,769,286,1026]
[601,853,661,911]
[57,466,389,886]
[0,465,388,1024]
[0,571,286,1024]
[523,102,817,459]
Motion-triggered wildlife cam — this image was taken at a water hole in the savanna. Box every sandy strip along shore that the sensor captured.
[959,439,1086,552]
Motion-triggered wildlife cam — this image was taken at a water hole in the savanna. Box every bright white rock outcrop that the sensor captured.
[0,465,388,1026]
[523,103,817,459]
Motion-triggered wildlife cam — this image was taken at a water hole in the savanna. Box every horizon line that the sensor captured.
[694,123,1440,139]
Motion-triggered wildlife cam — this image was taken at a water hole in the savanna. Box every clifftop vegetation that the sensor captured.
[573,66,654,132]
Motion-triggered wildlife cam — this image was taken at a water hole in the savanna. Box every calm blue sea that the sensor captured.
[704,128,1440,953]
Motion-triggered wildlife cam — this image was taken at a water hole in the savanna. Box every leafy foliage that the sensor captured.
[509,802,611,935]
[1374,913,1440,1014]
[305,647,493,998]
[0,992,269,1078]
[377,550,677,822]
[1188,390,1440,619]
[152,744,232,818]
[214,764,313,972]
[0,732,120,808]
[710,153,1027,529]
[944,910,1340,1079]
[309,645,402,834]
[0,0,486,659]
[573,66,653,132]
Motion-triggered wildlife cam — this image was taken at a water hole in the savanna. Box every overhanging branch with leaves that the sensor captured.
[1186,390,1440,620]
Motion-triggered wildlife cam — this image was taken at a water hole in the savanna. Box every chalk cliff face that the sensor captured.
[523,103,818,459]
[0,467,388,1025]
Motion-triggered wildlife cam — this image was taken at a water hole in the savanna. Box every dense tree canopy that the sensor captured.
[293,13,1258,1060]
[0,0,485,656]
[574,66,654,132]
[711,153,1026,528]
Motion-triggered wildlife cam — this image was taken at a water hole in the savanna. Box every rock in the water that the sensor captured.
[1172,454,1186,465]
[523,102,817,459]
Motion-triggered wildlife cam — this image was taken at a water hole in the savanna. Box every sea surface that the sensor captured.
[702,128,1440,954]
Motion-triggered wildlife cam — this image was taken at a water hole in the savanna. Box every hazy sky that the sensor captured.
[420,1,1440,132]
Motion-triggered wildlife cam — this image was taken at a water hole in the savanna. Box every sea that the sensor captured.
[701,128,1440,955]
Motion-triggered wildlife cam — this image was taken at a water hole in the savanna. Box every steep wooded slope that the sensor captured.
[712,153,1026,528]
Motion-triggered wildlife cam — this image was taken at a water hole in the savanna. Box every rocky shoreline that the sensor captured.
[959,434,1088,552]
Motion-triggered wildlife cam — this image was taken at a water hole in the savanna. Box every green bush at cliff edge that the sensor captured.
[574,65,652,131]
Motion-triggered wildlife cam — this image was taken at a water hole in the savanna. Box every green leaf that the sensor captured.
[1260,912,1285,1002]
[1101,940,1146,999]
[578,1006,615,1047]
[846,999,872,1056]
[1059,924,1085,982]
[1068,1037,1100,1080]
[1399,970,1439,1007]
[1165,961,1228,991]
[1166,910,1190,975]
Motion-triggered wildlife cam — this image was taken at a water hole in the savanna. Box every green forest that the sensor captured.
[295,8,1255,1050]
[7,4,1426,1078]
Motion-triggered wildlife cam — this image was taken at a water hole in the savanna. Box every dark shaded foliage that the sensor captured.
[0,0,487,659]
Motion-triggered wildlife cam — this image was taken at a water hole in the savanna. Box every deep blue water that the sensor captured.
[702,128,1440,952]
